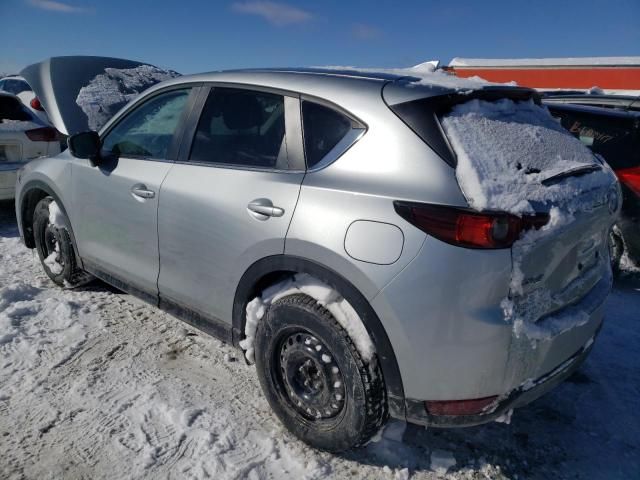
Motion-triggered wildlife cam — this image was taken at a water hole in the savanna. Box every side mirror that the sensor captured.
[68,131,102,166]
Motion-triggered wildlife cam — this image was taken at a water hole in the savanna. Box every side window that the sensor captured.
[102,88,190,159]
[189,88,287,169]
[302,101,353,169]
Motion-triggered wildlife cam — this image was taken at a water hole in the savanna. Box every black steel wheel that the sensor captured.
[254,293,387,452]
[33,196,90,287]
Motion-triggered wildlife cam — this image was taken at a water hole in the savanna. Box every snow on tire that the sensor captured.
[33,197,90,287]
[254,293,388,452]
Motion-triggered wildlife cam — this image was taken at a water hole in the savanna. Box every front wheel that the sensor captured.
[33,196,91,287]
[254,293,388,452]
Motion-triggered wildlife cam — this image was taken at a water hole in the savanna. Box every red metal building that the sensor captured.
[446,57,640,94]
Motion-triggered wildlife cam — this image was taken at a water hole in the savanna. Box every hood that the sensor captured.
[20,56,180,135]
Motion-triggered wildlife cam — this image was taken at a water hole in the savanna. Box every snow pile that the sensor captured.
[0,223,328,480]
[240,273,375,364]
[440,98,613,214]
[76,65,180,131]
[48,199,64,226]
[430,449,457,475]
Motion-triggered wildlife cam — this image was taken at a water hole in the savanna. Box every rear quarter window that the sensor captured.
[302,101,353,169]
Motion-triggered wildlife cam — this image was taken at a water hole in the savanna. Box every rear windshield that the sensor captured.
[0,95,32,122]
[548,106,638,169]
[439,98,603,214]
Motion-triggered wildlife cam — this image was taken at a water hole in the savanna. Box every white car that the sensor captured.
[0,92,61,200]
[0,75,49,124]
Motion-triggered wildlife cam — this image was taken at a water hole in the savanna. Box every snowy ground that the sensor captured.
[0,200,638,480]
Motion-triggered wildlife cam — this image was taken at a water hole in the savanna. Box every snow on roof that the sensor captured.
[449,57,640,67]
[321,61,498,90]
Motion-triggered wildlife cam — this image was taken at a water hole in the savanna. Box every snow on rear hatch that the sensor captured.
[440,97,618,340]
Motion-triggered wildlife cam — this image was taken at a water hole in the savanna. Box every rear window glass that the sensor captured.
[302,101,351,169]
[440,98,602,214]
[549,108,638,169]
[0,96,32,121]
[0,79,30,95]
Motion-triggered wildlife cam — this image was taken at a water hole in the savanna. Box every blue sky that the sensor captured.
[1,0,638,75]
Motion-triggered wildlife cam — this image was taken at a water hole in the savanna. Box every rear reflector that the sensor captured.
[25,126,59,142]
[425,396,498,416]
[394,201,549,249]
[616,166,640,197]
[30,97,44,111]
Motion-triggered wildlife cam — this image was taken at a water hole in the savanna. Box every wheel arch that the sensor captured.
[19,180,82,265]
[232,254,406,418]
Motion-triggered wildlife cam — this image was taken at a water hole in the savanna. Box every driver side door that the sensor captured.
[72,86,196,300]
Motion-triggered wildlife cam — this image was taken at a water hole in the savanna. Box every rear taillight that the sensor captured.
[25,126,59,142]
[394,202,549,249]
[616,166,640,197]
[30,97,45,111]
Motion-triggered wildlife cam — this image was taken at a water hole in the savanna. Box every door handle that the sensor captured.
[131,184,155,199]
[247,199,284,219]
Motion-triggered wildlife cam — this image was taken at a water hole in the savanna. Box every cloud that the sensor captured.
[351,23,382,40]
[231,1,312,26]
[27,0,86,13]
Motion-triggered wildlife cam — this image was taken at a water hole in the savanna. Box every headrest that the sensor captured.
[221,92,263,130]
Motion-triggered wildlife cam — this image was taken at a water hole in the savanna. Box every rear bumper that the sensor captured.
[405,328,599,427]
[372,232,611,422]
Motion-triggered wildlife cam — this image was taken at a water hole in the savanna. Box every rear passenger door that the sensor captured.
[157,86,305,331]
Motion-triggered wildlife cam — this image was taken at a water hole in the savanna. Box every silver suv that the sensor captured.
[16,57,619,452]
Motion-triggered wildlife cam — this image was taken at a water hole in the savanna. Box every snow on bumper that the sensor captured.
[370,231,609,405]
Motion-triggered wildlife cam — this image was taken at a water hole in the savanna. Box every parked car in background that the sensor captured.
[0,75,49,124]
[545,95,640,267]
[0,92,61,200]
[16,57,619,452]
[0,76,31,95]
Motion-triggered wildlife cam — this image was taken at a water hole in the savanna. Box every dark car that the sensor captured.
[545,95,640,268]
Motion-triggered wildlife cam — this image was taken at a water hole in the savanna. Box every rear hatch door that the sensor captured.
[386,84,619,330]
[20,56,180,135]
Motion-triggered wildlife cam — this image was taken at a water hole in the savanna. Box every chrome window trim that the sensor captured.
[306,127,366,173]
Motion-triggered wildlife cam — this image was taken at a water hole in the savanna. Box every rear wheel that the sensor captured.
[254,293,387,452]
[33,197,91,287]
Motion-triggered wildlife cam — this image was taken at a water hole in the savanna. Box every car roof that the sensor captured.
[150,67,532,108]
